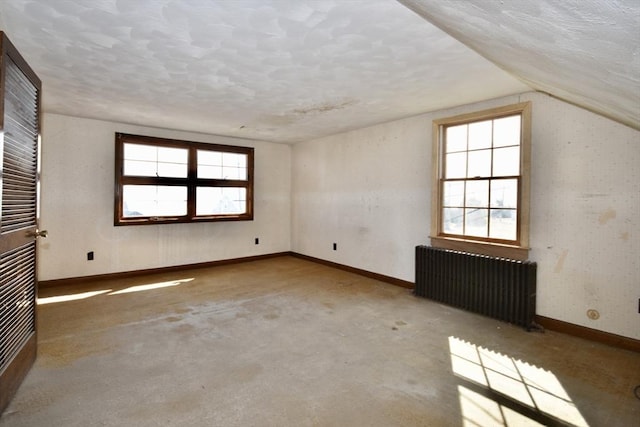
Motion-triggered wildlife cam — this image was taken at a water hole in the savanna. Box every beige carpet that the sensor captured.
[1,256,638,426]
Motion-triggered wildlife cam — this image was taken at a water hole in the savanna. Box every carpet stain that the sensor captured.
[598,208,616,225]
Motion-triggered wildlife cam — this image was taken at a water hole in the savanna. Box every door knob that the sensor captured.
[26,229,48,238]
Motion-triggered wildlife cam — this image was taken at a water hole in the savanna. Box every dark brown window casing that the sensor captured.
[114,133,254,226]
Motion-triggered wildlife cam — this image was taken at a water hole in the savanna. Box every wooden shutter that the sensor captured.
[2,56,39,232]
[0,32,41,415]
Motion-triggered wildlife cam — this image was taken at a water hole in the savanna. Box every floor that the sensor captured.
[1,256,638,426]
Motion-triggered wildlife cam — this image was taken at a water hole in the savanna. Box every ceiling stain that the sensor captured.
[292,99,356,116]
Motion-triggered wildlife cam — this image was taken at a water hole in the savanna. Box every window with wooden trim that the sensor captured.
[431,102,531,259]
[115,133,253,225]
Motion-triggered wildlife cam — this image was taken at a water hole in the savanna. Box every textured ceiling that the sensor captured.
[0,0,529,143]
[1,1,636,143]
[400,0,640,131]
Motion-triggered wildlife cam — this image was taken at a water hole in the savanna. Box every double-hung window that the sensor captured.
[115,133,253,225]
[431,102,531,259]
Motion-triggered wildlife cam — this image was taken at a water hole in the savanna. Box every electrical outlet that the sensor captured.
[333,243,337,251]
[87,251,94,261]
[255,237,259,245]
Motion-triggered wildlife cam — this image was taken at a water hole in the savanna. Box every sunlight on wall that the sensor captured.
[449,336,589,427]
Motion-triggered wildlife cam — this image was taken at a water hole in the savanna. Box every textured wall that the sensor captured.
[38,114,291,281]
[292,92,640,339]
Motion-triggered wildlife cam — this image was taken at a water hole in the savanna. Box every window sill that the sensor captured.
[429,236,530,261]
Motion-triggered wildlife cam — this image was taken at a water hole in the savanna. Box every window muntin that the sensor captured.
[115,133,253,225]
[441,114,521,243]
[431,102,531,259]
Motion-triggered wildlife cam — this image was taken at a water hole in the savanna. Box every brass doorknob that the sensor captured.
[26,229,48,238]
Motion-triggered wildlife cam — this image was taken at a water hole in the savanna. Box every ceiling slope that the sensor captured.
[0,0,530,143]
[399,0,640,130]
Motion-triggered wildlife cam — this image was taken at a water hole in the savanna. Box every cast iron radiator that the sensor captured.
[415,246,537,330]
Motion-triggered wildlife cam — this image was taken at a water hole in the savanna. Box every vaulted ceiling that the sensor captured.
[0,0,637,143]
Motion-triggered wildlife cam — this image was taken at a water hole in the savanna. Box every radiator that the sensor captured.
[415,246,537,330]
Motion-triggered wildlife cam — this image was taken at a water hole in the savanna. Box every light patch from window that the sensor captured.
[449,336,589,427]
[109,278,194,295]
[38,290,112,305]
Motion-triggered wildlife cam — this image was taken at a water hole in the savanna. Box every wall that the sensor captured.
[39,113,291,281]
[292,92,640,340]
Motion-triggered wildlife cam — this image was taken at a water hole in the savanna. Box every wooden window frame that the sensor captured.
[430,102,531,260]
[115,133,254,226]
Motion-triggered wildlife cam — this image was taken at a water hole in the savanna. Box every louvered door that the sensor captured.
[0,32,42,415]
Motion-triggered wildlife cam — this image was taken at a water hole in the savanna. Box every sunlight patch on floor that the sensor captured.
[37,290,112,305]
[108,278,194,295]
[449,336,589,427]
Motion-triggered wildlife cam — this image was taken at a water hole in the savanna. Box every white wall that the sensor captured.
[39,113,291,281]
[292,92,640,340]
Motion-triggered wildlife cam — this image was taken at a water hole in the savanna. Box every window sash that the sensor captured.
[115,133,253,225]
[430,102,531,260]
[439,176,521,245]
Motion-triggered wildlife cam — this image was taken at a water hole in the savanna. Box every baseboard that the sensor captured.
[535,315,640,353]
[290,252,414,289]
[38,252,290,288]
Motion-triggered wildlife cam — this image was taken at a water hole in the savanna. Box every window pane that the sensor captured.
[465,208,488,237]
[124,160,158,177]
[466,180,489,208]
[446,125,467,153]
[124,143,156,161]
[196,187,246,215]
[490,179,518,208]
[445,152,467,179]
[222,166,245,180]
[443,207,463,235]
[198,151,247,180]
[493,115,520,147]
[157,162,188,178]
[493,146,520,176]
[489,209,517,240]
[222,152,247,168]
[122,185,187,217]
[198,165,223,179]
[157,147,188,163]
[198,150,223,166]
[467,149,491,178]
[468,120,492,150]
[123,144,187,178]
[443,181,464,207]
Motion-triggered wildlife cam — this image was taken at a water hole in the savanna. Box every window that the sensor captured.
[431,102,531,259]
[115,133,253,225]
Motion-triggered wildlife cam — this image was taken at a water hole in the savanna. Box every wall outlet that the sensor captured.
[87,251,94,261]
[255,237,259,245]
[333,243,337,251]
